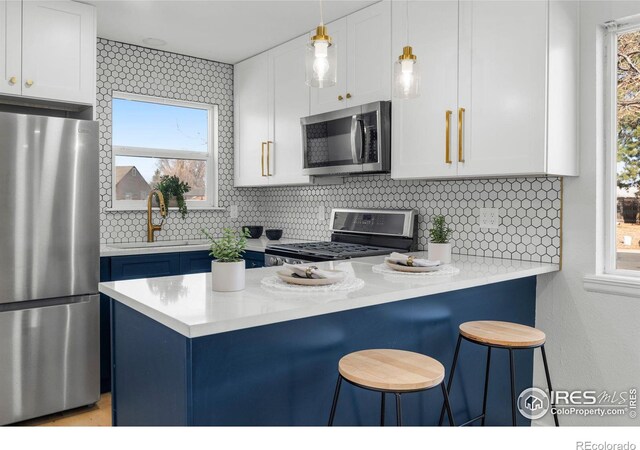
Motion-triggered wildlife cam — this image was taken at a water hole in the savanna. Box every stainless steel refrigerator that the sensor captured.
[0,111,100,425]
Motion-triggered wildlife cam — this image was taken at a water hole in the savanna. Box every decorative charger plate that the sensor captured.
[373,262,460,277]
[384,260,443,273]
[276,270,345,286]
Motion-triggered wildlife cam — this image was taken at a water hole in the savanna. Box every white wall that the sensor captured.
[534,1,640,426]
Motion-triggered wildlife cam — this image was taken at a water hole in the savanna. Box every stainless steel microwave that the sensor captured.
[300,101,390,176]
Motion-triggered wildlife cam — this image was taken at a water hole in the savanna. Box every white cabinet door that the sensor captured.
[0,1,21,96]
[234,53,270,187]
[268,35,311,186]
[346,1,391,107]
[391,1,459,180]
[309,17,347,115]
[457,0,547,176]
[21,1,95,104]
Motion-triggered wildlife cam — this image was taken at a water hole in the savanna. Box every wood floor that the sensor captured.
[15,393,112,426]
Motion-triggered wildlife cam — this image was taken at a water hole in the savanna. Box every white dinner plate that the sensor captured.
[384,260,443,273]
[276,270,346,286]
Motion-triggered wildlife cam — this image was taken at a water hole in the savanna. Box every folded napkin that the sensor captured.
[386,252,441,267]
[283,263,345,280]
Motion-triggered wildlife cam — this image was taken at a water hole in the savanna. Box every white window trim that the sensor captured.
[110,91,220,210]
[585,18,640,298]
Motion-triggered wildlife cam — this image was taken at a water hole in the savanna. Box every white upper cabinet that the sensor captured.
[234,53,270,187]
[268,35,311,186]
[391,1,459,179]
[234,36,312,187]
[0,1,21,96]
[310,1,391,115]
[392,0,578,180]
[21,1,96,105]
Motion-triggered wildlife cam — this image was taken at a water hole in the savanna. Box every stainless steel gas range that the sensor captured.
[264,209,417,267]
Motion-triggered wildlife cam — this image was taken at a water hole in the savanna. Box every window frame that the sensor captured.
[603,19,640,278]
[110,91,219,210]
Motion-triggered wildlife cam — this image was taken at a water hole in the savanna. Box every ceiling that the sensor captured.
[86,0,376,64]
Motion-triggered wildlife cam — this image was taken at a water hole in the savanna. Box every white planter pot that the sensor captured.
[211,260,245,292]
[427,242,452,264]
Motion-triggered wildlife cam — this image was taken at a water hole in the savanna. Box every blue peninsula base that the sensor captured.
[111,277,537,426]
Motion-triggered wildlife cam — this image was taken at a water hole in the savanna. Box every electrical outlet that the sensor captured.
[317,204,325,222]
[229,205,238,219]
[478,208,500,229]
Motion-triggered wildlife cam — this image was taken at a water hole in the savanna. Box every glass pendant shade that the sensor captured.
[393,46,420,99]
[306,26,337,88]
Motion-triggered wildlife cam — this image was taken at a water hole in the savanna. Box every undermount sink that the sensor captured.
[107,239,209,249]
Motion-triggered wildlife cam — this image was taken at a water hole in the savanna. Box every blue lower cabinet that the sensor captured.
[100,249,265,393]
[111,253,181,281]
[180,251,214,274]
[244,250,264,269]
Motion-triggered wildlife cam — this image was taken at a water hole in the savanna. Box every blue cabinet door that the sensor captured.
[179,251,214,274]
[110,253,181,281]
[244,250,264,269]
[99,258,111,394]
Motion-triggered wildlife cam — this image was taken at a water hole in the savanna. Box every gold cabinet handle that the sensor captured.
[267,141,273,176]
[25,79,34,87]
[8,76,17,85]
[338,95,343,101]
[346,93,352,99]
[445,110,452,164]
[458,107,465,163]
[261,142,267,176]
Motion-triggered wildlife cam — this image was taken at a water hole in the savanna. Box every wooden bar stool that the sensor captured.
[438,321,559,426]
[328,349,455,426]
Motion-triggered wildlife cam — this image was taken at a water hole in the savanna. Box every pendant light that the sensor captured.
[393,0,420,99]
[306,0,336,88]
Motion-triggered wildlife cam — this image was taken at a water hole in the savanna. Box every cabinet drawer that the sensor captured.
[110,253,180,281]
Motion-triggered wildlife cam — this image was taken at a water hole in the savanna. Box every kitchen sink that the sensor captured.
[107,239,209,249]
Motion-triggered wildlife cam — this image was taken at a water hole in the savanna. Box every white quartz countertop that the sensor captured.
[100,236,305,257]
[99,253,559,338]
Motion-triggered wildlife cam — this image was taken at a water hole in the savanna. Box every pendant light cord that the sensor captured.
[320,0,324,25]
[406,0,410,46]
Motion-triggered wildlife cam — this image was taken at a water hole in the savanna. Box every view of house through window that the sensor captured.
[111,93,216,207]
[616,27,640,271]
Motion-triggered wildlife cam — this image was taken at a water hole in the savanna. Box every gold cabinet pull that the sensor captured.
[445,110,452,164]
[261,142,267,176]
[25,79,34,87]
[458,107,465,163]
[338,95,343,101]
[267,141,273,176]
[346,93,352,99]
[8,76,17,85]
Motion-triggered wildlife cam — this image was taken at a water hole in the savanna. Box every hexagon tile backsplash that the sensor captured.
[97,39,561,264]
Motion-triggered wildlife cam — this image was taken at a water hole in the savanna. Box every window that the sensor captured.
[605,21,640,275]
[111,92,218,209]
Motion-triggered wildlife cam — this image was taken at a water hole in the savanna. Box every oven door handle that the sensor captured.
[350,114,365,164]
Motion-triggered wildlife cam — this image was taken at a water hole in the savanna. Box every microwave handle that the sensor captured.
[350,115,365,164]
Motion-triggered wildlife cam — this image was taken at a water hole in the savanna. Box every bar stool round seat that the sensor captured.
[339,349,445,392]
[329,349,454,426]
[459,321,546,348]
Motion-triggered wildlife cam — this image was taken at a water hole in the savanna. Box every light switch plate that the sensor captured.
[229,205,238,219]
[479,208,500,229]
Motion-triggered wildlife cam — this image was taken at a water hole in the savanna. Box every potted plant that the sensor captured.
[155,175,191,219]
[203,227,251,292]
[428,215,453,264]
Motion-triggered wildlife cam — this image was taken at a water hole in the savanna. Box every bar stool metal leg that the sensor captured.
[481,346,492,426]
[509,349,517,426]
[440,382,455,426]
[395,393,402,426]
[380,393,385,426]
[328,375,342,426]
[438,334,463,425]
[540,345,560,427]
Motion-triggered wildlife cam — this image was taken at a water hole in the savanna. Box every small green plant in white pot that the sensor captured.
[428,215,453,264]
[203,227,251,292]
